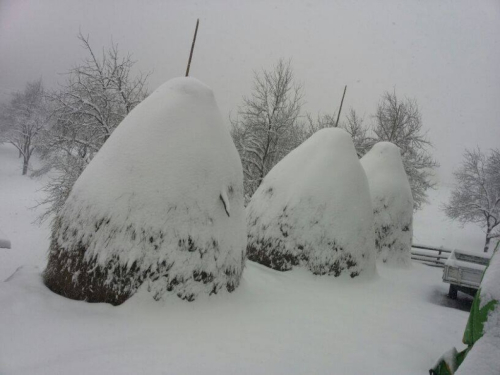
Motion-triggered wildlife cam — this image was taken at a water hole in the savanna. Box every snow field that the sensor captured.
[0,261,469,375]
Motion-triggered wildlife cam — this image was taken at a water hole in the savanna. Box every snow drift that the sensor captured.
[44,77,246,305]
[246,128,376,277]
[361,142,413,266]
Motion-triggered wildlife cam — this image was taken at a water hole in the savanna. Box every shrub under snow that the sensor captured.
[246,128,376,277]
[360,142,413,266]
[43,77,246,305]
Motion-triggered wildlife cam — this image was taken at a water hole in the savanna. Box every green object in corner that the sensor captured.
[462,294,497,347]
[429,347,468,375]
[429,245,498,375]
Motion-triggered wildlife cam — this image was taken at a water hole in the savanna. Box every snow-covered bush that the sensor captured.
[43,77,246,305]
[360,142,413,266]
[246,128,376,277]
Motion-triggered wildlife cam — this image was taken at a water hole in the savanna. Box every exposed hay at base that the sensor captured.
[246,240,302,271]
[44,240,141,306]
[44,217,244,305]
[373,217,412,266]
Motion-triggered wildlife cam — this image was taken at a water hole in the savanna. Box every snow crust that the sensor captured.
[452,249,492,260]
[446,259,487,272]
[246,128,376,277]
[480,249,500,308]
[0,262,471,375]
[444,250,490,272]
[455,330,500,375]
[361,142,413,266]
[46,77,246,302]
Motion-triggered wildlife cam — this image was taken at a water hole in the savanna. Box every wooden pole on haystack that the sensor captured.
[335,85,347,127]
[185,19,200,77]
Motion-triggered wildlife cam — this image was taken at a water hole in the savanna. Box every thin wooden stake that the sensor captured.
[335,85,347,127]
[185,19,200,77]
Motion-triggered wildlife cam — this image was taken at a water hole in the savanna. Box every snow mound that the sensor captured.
[361,142,413,266]
[44,77,246,305]
[246,128,376,277]
[480,248,500,308]
[455,333,500,375]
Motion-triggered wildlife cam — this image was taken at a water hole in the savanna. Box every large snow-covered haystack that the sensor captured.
[44,77,246,305]
[246,128,376,277]
[360,142,413,266]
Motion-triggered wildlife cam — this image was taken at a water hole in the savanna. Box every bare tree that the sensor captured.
[36,32,149,220]
[0,80,48,175]
[303,108,370,159]
[303,112,336,138]
[372,91,438,210]
[231,59,303,200]
[340,108,370,158]
[444,148,500,253]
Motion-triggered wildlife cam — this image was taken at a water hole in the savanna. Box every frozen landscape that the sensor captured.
[0,143,487,374]
[1,1,499,374]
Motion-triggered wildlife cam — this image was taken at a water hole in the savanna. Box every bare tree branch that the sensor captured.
[230,58,303,201]
[443,147,500,252]
[372,91,438,210]
[35,33,150,221]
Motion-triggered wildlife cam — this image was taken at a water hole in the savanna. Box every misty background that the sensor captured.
[1,0,499,184]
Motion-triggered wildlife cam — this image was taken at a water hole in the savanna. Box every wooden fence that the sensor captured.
[411,244,452,267]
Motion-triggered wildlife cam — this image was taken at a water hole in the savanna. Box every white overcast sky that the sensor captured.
[1,0,499,184]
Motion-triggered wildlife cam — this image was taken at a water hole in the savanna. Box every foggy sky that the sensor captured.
[1,0,499,184]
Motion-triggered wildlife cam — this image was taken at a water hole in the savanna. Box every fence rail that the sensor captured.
[411,243,452,268]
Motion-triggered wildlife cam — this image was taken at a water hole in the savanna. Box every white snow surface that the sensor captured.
[0,142,489,375]
[0,262,470,375]
[445,258,488,272]
[361,142,413,266]
[246,128,375,276]
[455,333,500,375]
[52,77,246,299]
[480,248,500,308]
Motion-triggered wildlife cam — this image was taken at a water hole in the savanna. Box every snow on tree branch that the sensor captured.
[35,32,149,221]
[444,147,500,252]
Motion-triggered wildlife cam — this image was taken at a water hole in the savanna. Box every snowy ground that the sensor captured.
[0,143,486,374]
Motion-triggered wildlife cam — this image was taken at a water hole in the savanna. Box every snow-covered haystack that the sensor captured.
[246,128,376,278]
[360,142,413,266]
[43,77,246,305]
